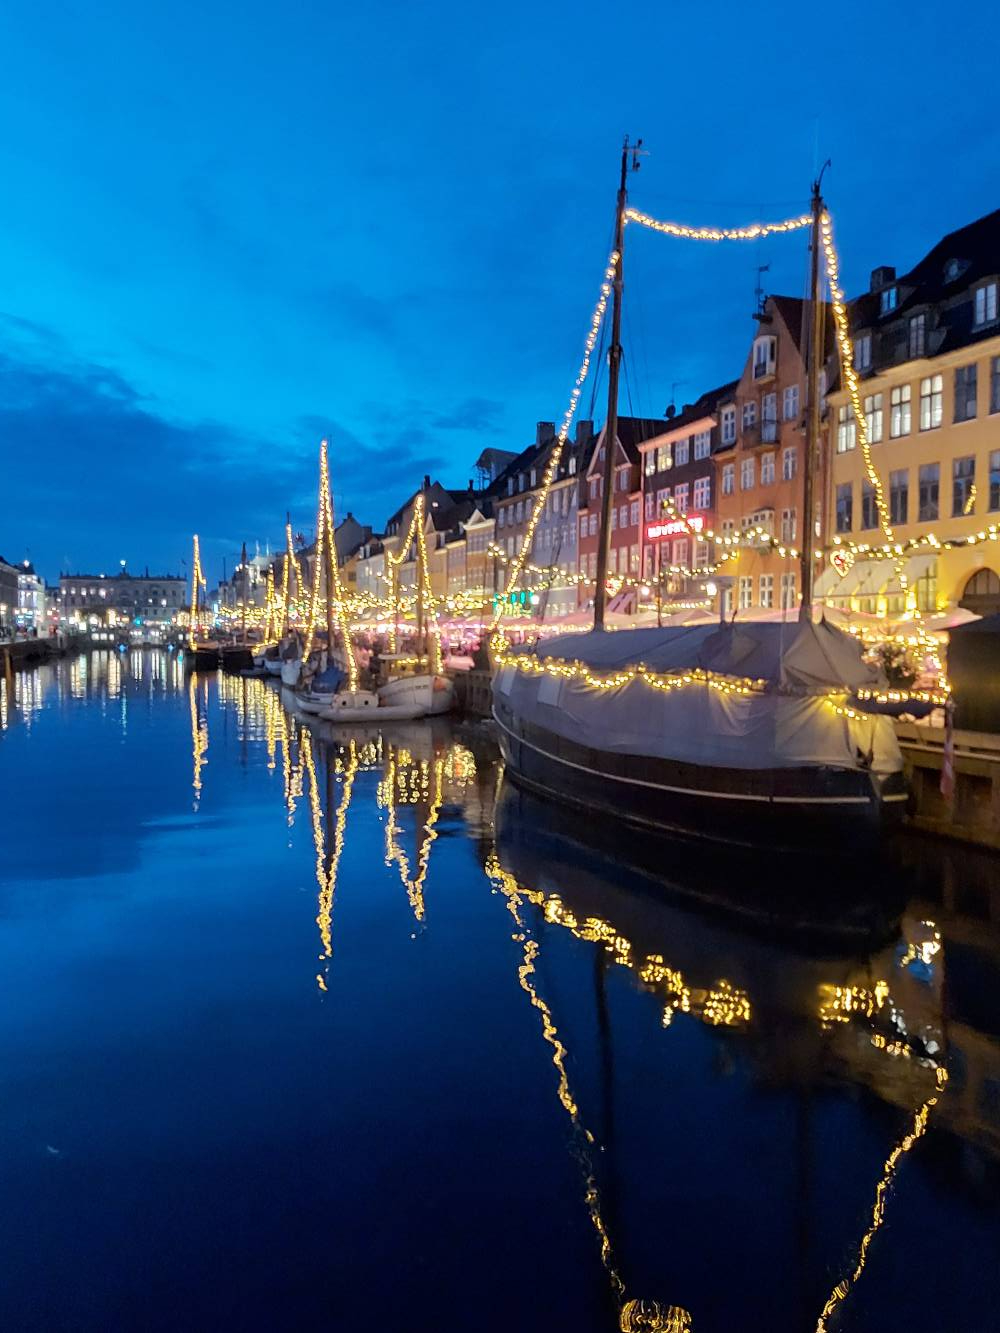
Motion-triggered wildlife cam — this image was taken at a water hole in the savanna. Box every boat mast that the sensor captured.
[284,512,292,638]
[594,136,642,631]
[326,500,335,662]
[416,488,426,661]
[799,172,826,623]
[240,540,248,644]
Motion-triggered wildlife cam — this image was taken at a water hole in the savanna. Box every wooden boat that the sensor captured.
[494,148,906,850]
[377,669,454,716]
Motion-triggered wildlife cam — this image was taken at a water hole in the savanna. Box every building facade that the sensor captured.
[59,570,186,636]
[821,208,1000,618]
[0,557,17,637]
[15,561,46,632]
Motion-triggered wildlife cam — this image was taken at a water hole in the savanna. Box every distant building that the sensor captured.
[0,556,17,637]
[15,561,46,632]
[59,569,186,640]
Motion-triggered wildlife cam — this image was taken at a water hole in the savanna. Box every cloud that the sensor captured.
[429,396,503,432]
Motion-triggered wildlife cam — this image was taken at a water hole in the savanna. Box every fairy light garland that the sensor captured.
[625,208,812,241]
[493,249,620,629]
[189,534,207,636]
[302,440,359,690]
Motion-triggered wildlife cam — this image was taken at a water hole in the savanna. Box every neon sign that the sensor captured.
[646,513,704,540]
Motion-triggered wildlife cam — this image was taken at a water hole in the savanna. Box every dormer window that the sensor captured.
[909,313,926,359]
[752,335,777,381]
[975,281,998,327]
[880,286,898,315]
[855,333,872,371]
[944,258,963,283]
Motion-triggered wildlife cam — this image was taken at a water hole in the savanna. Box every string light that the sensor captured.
[188,534,207,637]
[302,439,360,690]
[493,249,619,628]
[625,208,812,241]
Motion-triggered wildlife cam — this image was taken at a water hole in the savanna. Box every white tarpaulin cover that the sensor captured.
[498,619,902,774]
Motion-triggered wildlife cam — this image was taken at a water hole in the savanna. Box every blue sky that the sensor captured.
[2,0,996,580]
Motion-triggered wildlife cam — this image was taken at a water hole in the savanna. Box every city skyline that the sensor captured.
[2,0,997,578]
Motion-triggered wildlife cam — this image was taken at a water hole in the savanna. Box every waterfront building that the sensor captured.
[820,208,1000,618]
[59,569,186,638]
[577,417,669,612]
[492,423,556,598]
[0,556,18,637]
[15,560,46,632]
[713,296,830,619]
[638,387,734,610]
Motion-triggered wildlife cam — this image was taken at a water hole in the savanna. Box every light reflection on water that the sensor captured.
[1,649,999,1332]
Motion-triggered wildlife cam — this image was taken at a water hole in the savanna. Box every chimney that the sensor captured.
[468,478,475,495]
[870,265,896,292]
[423,474,430,490]
[575,419,594,445]
[536,421,555,445]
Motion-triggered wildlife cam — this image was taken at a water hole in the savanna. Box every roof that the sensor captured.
[612,416,673,462]
[657,381,740,435]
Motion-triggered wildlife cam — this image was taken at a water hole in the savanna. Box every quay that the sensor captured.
[896,722,1000,852]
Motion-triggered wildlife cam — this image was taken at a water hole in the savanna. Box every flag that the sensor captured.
[940,699,955,802]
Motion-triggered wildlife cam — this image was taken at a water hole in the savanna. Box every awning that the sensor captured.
[818,552,937,600]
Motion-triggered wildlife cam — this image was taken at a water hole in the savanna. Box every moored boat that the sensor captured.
[377,669,454,716]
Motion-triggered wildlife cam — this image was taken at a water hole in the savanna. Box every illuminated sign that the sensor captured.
[646,513,705,541]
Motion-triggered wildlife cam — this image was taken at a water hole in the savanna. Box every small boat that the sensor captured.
[220,643,254,673]
[263,645,282,677]
[294,662,346,714]
[279,635,303,687]
[319,689,427,724]
[377,667,455,716]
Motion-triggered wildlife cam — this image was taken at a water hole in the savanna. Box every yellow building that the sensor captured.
[820,209,1000,618]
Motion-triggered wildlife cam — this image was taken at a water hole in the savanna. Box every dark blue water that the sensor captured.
[1,650,998,1332]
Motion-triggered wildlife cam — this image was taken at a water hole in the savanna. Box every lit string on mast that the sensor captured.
[189,534,206,637]
[493,249,620,629]
[302,439,360,690]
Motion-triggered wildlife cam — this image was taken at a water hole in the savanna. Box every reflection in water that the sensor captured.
[7,652,998,1331]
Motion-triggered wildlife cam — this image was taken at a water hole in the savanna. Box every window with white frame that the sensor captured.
[721,518,736,537]
[589,477,598,499]
[864,392,884,443]
[752,335,776,380]
[693,430,711,460]
[656,487,670,512]
[741,457,755,490]
[759,574,774,608]
[954,364,977,422]
[782,446,797,480]
[630,499,640,526]
[780,508,797,543]
[953,456,975,516]
[738,576,753,609]
[498,508,506,529]
[742,401,757,429]
[618,470,629,491]
[579,516,587,538]
[836,404,856,452]
[693,476,711,509]
[515,501,524,522]
[975,281,998,326]
[695,540,709,567]
[780,572,797,610]
[674,437,690,466]
[782,384,800,421]
[674,483,689,514]
[644,492,654,520]
[610,509,617,532]
[621,503,630,527]
[760,452,775,485]
[644,452,656,476]
[674,538,689,569]
[588,513,598,536]
[880,286,897,315]
[762,392,778,442]
[722,463,735,495]
[630,544,640,573]
[920,374,943,430]
[656,444,671,471]
[855,334,872,371]
[890,384,911,437]
[721,407,736,444]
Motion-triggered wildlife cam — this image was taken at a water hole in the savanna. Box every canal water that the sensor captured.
[1,650,999,1332]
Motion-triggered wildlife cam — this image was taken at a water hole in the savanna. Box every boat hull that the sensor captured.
[493,701,906,853]
[185,644,220,671]
[280,658,302,687]
[263,658,282,677]
[378,673,454,716]
[220,645,254,674]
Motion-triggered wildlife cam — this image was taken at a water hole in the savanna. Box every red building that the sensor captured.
[577,418,669,610]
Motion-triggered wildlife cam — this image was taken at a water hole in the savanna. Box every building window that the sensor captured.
[953,456,975,516]
[975,282,998,326]
[761,392,778,442]
[780,508,797,543]
[589,478,599,500]
[588,514,598,536]
[568,457,577,476]
[759,574,774,608]
[752,335,777,380]
[721,407,736,444]
[908,313,926,359]
[855,334,872,371]
[782,446,797,481]
[721,519,736,537]
[656,487,671,512]
[990,451,1000,511]
[644,452,656,476]
[880,286,897,315]
[674,538,689,569]
[618,470,629,492]
[674,438,690,466]
[674,483,689,514]
[760,452,775,485]
[693,476,711,509]
[738,576,753,609]
[618,504,628,528]
[890,384,911,437]
[864,392,884,444]
[920,374,943,430]
[579,516,588,538]
[695,541,710,568]
[693,430,711,460]
[889,470,908,526]
[954,364,977,422]
[780,572,797,610]
[836,482,853,533]
[861,481,878,530]
[515,502,524,523]
[644,492,654,520]
[630,499,640,526]
[742,401,757,429]
[630,544,640,573]
[722,463,735,495]
[740,457,755,490]
[836,404,856,452]
[498,508,506,529]
[656,445,671,472]
[918,462,940,522]
[782,384,799,421]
